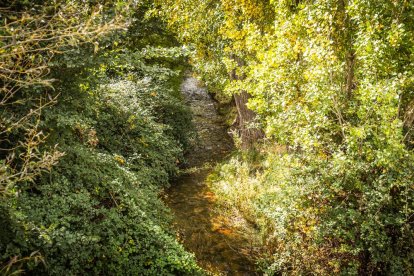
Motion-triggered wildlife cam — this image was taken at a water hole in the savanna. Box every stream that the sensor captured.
[163,76,258,275]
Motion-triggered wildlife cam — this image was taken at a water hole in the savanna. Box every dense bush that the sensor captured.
[1,1,201,274]
[211,145,414,274]
[1,53,201,275]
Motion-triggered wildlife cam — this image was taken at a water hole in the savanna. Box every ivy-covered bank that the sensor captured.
[1,1,201,274]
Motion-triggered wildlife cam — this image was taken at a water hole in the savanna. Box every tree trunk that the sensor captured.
[230,55,264,149]
[345,50,355,98]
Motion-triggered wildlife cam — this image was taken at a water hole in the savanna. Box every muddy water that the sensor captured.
[164,76,258,275]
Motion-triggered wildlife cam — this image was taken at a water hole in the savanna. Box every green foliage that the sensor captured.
[9,146,200,275]
[211,146,414,275]
[164,0,414,274]
[4,0,414,274]
[0,0,136,194]
[1,1,202,274]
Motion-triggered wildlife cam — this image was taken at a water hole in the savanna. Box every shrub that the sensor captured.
[1,3,201,273]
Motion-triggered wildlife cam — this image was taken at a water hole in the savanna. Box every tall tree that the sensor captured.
[156,0,274,148]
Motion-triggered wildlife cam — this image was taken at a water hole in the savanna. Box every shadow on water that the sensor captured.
[163,76,259,275]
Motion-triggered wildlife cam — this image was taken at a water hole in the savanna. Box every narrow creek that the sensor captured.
[163,76,258,275]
